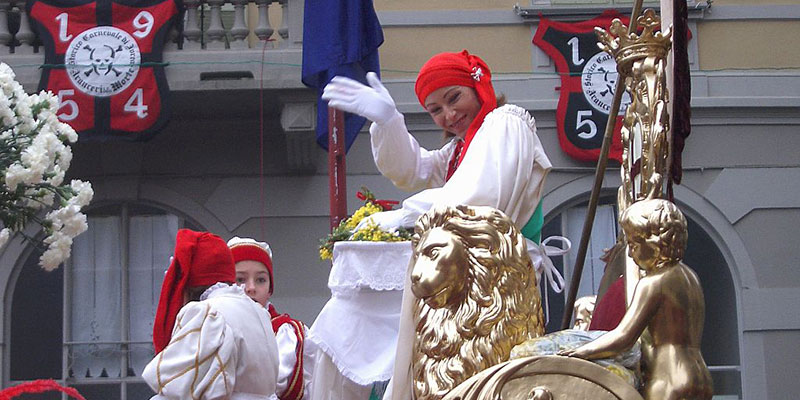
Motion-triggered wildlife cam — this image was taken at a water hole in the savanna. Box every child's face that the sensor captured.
[235,260,271,306]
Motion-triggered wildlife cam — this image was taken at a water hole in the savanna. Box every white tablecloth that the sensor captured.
[308,241,412,399]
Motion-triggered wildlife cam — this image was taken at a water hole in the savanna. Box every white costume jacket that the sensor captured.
[370,104,552,230]
[142,284,280,400]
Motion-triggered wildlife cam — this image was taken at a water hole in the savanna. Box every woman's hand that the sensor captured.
[322,72,399,124]
[354,209,407,232]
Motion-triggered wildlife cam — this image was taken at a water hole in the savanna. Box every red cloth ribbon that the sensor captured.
[356,191,399,211]
[445,140,464,181]
[0,379,86,400]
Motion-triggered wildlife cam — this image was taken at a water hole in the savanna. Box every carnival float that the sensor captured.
[309,1,712,399]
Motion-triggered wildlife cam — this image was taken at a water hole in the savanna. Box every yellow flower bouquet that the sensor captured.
[319,187,412,260]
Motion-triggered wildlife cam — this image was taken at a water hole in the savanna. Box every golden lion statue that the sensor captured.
[410,205,545,400]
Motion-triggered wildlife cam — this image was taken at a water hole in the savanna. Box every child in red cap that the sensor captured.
[228,237,312,400]
[142,229,280,400]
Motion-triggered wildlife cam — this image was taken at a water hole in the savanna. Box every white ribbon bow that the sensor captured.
[531,235,571,325]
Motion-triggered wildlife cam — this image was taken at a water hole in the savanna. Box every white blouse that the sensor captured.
[369,104,552,230]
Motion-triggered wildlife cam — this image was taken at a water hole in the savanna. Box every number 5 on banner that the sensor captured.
[124,88,148,118]
[576,110,597,139]
[57,90,78,121]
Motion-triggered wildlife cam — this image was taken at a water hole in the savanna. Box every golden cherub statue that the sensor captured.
[559,199,713,400]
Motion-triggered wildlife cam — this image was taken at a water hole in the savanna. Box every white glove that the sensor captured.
[321,72,399,125]
[354,209,409,232]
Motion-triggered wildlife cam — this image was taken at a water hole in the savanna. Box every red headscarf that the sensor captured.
[152,229,235,354]
[414,50,497,170]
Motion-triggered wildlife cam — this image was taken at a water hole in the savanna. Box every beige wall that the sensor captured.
[697,21,800,69]
[374,0,518,11]
[380,26,534,79]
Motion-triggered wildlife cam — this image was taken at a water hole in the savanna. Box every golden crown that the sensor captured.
[595,9,672,74]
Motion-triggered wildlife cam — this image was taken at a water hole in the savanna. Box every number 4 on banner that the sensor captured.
[124,88,148,118]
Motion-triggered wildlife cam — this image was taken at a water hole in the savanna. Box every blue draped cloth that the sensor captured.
[301,0,384,152]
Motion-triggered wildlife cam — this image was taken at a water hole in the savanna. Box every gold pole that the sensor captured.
[560,0,645,330]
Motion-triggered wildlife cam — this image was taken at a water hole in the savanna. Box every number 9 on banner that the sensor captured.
[133,11,154,38]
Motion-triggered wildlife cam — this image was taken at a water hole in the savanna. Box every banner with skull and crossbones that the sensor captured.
[533,11,630,163]
[28,0,179,140]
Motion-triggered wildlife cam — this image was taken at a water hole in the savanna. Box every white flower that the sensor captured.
[0,62,93,270]
[5,163,31,191]
[40,230,74,271]
[56,146,72,171]
[69,180,94,207]
[45,168,65,187]
[19,144,49,184]
[58,123,78,143]
[47,204,88,237]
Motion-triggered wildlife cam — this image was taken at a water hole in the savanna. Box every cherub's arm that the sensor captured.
[560,275,661,360]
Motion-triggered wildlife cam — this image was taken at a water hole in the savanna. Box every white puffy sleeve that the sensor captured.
[385,105,552,229]
[369,113,455,192]
[275,323,300,396]
[142,302,238,400]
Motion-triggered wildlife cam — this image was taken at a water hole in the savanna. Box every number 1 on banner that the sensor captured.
[568,37,584,66]
[56,13,72,42]
[124,88,148,118]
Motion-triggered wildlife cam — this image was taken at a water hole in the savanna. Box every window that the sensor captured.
[9,203,200,400]
[541,199,619,333]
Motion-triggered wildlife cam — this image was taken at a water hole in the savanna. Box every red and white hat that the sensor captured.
[227,237,274,295]
[153,229,235,354]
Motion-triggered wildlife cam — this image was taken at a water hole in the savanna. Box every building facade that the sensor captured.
[0,0,798,398]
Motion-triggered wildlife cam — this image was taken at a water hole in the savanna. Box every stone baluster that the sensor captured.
[277,0,288,48]
[182,0,202,50]
[14,1,35,55]
[205,0,226,49]
[0,0,12,55]
[254,0,274,47]
[228,0,249,49]
[285,0,303,48]
[165,24,179,51]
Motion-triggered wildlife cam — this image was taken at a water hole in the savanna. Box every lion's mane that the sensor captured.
[411,205,545,400]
